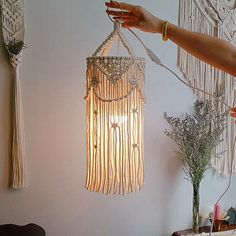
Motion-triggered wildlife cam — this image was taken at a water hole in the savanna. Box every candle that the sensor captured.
[214,204,221,220]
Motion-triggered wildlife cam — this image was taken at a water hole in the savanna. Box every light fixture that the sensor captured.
[85,22,145,195]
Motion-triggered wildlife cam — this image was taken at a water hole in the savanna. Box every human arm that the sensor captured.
[105,1,236,77]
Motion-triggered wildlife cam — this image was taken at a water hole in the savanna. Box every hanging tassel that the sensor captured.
[1,0,27,188]
[11,54,27,189]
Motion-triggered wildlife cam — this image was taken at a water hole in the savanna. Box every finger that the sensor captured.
[230,112,236,118]
[113,16,137,21]
[106,9,135,18]
[105,2,137,12]
[122,20,139,28]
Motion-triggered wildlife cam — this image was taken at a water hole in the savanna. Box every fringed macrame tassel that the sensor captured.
[11,54,27,189]
[1,0,27,188]
[178,0,236,176]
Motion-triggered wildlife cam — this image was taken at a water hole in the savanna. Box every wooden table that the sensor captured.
[172,224,236,236]
[172,226,211,236]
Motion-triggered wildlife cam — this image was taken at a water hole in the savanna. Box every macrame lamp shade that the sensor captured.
[85,22,145,195]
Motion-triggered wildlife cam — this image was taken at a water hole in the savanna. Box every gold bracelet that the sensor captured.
[162,21,169,41]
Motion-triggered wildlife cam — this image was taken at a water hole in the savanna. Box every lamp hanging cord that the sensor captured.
[127,28,232,109]
[130,26,235,235]
[106,3,235,234]
[127,27,235,236]
[129,26,236,236]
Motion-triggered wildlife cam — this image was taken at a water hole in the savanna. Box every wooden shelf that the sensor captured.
[172,224,236,236]
[172,226,211,236]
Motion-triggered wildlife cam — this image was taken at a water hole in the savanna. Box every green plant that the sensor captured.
[164,97,227,232]
[4,40,26,55]
[164,98,227,184]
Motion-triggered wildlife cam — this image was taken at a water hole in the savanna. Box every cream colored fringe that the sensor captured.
[178,0,236,176]
[86,61,145,194]
[11,62,27,189]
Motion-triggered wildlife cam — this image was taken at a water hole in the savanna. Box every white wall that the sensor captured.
[0,0,235,235]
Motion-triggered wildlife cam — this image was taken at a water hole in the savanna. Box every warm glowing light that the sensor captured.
[85,23,145,195]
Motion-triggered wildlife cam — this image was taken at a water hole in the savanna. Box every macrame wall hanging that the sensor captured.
[178,0,236,176]
[1,0,27,188]
[85,22,145,195]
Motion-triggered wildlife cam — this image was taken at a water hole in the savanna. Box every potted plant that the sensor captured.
[164,98,227,233]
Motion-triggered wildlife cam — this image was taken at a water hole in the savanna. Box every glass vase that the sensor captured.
[192,183,200,233]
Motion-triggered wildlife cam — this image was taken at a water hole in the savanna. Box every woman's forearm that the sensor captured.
[106,1,236,77]
[167,23,236,76]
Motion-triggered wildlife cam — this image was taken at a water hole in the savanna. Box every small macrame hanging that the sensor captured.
[178,0,236,176]
[1,0,27,189]
[85,22,145,195]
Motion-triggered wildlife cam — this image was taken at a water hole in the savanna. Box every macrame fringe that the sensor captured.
[86,58,145,195]
[12,64,27,189]
[178,0,236,176]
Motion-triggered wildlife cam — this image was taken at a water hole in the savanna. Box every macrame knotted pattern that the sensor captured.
[178,0,236,176]
[1,0,27,189]
[10,53,22,67]
[85,23,145,195]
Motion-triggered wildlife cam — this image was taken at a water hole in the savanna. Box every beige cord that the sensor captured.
[106,1,235,228]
